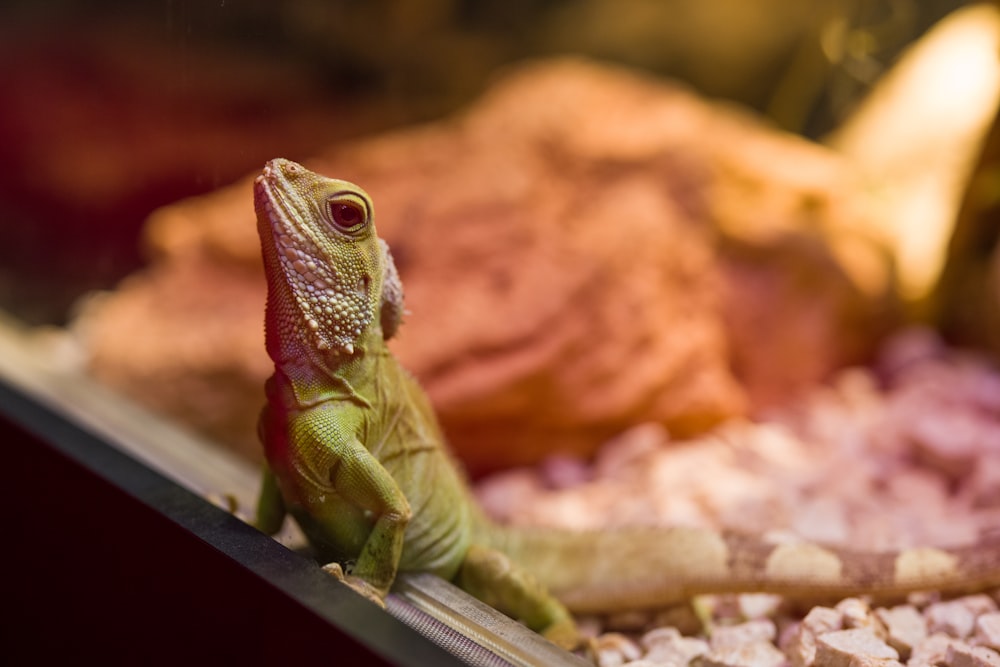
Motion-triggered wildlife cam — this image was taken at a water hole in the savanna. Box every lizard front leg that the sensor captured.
[325,437,413,601]
[253,464,287,535]
[285,408,413,604]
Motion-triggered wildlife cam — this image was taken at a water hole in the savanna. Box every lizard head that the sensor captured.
[254,158,384,360]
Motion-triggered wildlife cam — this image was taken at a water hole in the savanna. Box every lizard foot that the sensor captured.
[542,618,582,651]
[322,562,387,608]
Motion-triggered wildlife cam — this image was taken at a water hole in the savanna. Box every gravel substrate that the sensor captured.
[475,329,1000,665]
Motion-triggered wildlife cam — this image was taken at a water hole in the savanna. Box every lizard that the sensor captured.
[252,157,1000,648]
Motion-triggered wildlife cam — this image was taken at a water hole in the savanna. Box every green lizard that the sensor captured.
[253,158,1000,648]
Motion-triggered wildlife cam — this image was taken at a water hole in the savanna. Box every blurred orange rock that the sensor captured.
[77,58,896,473]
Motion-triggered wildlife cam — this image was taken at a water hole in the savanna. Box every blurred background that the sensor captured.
[0,0,978,325]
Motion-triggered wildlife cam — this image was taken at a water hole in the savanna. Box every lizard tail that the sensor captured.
[488,524,1000,614]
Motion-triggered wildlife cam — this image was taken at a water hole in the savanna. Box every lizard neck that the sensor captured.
[266,301,386,410]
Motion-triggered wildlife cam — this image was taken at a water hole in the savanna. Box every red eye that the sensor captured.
[329,201,365,230]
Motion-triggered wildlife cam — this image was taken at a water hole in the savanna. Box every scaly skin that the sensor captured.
[254,158,1000,647]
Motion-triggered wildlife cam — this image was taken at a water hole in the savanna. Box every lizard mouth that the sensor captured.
[254,175,276,217]
[254,158,300,224]
[254,162,280,215]
[254,165,293,239]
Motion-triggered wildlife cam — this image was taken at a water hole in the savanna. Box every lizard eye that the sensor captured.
[327,199,367,233]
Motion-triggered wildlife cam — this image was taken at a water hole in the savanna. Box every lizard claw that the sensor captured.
[322,562,387,608]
